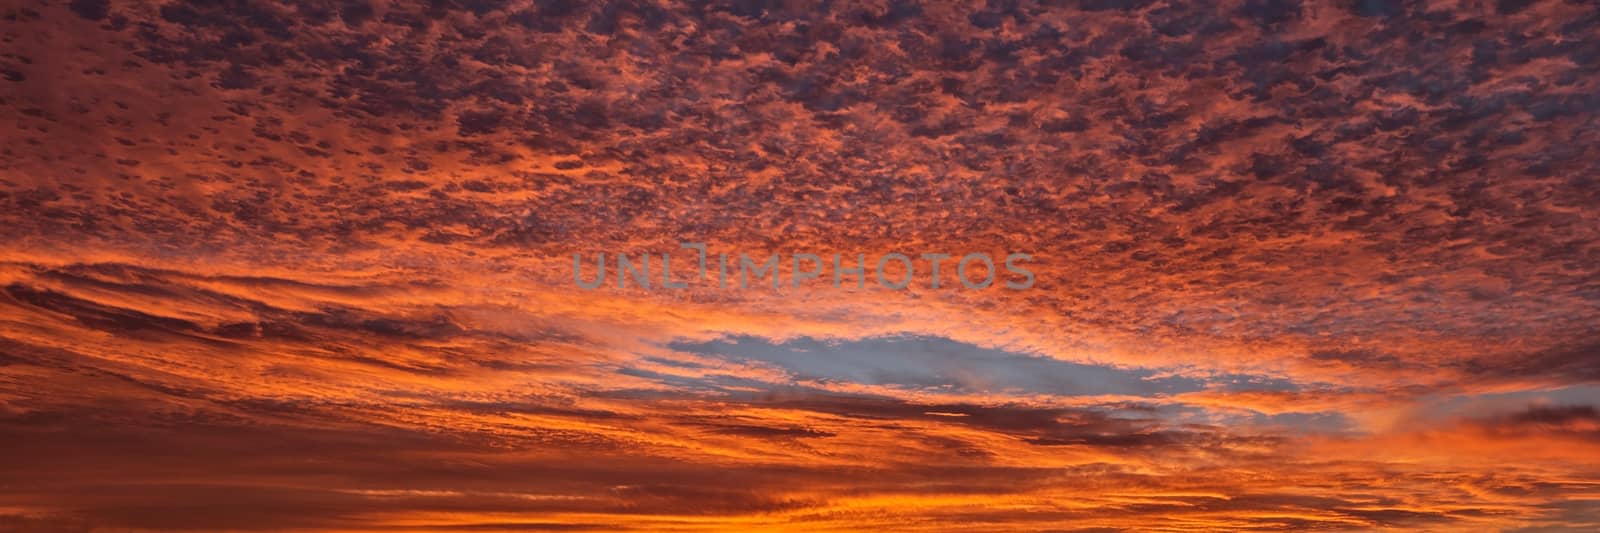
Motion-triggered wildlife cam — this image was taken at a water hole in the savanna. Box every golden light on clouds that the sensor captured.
[3,0,1600,531]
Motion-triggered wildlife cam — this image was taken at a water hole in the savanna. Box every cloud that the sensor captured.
[1,0,1599,530]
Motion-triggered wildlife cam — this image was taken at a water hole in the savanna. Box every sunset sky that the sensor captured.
[3,0,1600,531]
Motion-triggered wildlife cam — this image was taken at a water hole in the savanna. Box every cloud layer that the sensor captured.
[2,0,1599,531]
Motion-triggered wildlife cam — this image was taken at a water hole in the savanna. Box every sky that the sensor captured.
[2,0,1599,531]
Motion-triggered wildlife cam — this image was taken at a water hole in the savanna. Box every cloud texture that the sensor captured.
[2,0,1600,530]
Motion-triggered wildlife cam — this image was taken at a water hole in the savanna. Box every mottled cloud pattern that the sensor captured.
[2,0,1599,531]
